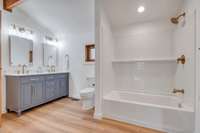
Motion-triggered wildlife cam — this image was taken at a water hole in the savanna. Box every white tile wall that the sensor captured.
[113,62,176,95]
[114,20,174,60]
[112,20,177,95]
[111,12,195,106]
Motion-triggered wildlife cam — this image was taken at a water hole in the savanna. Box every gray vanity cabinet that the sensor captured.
[45,78,57,101]
[21,78,44,109]
[21,83,32,109]
[6,73,69,115]
[59,77,68,97]
[31,81,44,106]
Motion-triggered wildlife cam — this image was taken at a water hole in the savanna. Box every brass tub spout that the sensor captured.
[172,88,184,94]
[177,55,186,64]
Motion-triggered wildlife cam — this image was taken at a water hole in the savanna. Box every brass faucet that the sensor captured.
[172,88,184,94]
[177,55,186,64]
[22,64,27,74]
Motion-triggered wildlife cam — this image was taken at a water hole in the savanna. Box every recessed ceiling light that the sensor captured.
[137,6,145,13]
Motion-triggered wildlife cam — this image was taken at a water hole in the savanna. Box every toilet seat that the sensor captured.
[80,88,95,98]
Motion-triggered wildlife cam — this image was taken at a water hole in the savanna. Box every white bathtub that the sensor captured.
[103,91,194,133]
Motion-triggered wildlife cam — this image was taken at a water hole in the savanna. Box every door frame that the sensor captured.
[195,8,200,133]
[0,10,2,126]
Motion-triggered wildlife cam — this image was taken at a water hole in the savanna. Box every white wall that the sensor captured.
[1,8,54,112]
[95,1,114,118]
[112,20,176,95]
[58,33,95,99]
[100,13,115,96]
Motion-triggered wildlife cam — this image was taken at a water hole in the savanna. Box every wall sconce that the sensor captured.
[9,24,34,40]
[44,36,59,47]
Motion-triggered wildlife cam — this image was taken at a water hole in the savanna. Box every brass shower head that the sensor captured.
[171,12,186,24]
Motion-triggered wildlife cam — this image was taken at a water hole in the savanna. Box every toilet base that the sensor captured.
[81,99,94,110]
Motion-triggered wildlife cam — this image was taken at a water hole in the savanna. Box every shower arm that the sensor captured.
[176,12,186,19]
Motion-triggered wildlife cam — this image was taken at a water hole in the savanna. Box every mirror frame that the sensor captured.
[9,35,34,66]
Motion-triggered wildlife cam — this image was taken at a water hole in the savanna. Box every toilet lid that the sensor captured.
[81,88,95,94]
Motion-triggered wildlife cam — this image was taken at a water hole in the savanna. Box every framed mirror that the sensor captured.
[43,44,57,66]
[9,35,33,66]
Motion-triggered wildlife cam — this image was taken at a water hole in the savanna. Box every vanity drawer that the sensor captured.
[20,77,31,84]
[30,76,44,82]
[20,76,44,83]
[45,75,57,80]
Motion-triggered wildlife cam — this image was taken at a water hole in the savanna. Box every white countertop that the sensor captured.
[5,71,70,77]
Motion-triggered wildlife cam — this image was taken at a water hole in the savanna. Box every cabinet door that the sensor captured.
[45,80,57,101]
[31,81,44,106]
[21,83,32,109]
[65,74,69,96]
[55,80,60,98]
[59,78,67,97]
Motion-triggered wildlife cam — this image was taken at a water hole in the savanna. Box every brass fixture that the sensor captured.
[172,88,184,94]
[177,55,186,64]
[171,12,186,24]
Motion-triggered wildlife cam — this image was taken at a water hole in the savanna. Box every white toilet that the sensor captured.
[80,77,95,110]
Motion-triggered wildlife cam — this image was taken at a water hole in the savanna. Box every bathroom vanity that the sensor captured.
[6,72,69,115]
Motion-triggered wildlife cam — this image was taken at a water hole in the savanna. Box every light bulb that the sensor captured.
[137,6,145,13]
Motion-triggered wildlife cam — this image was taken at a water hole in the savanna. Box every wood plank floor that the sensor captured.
[1,98,164,133]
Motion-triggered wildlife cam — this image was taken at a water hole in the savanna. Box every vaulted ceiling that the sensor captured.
[16,0,95,36]
[14,0,183,34]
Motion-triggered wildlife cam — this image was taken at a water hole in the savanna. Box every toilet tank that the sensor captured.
[86,77,95,88]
